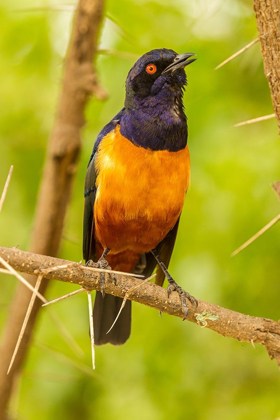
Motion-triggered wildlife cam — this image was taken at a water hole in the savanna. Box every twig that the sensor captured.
[231,214,280,257]
[87,291,95,370]
[0,256,46,303]
[0,166,13,212]
[234,113,275,127]
[7,275,43,374]
[215,38,259,70]
[107,273,156,334]
[42,288,85,307]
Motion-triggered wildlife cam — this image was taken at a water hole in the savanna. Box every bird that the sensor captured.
[83,48,196,346]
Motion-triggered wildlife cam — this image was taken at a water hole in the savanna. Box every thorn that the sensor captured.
[83,264,144,278]
[231,214,280,257]
[233,113,275,127]
[0,165,13,212]
[42,288,85,307]
[0,268,13,275]
[215,38,259,70]
[86,291,95,370]
[40,262,76,275]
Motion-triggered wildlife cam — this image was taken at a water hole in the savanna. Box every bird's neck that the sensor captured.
[121,86,188,152]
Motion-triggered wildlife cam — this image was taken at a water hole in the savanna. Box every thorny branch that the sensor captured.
[0,246,280,368]
[0,0,105,415]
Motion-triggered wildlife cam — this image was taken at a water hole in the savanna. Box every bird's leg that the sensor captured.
[86,247,116,297]
[151,249,197,319]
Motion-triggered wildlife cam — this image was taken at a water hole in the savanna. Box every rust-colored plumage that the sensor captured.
[94,125,190,271]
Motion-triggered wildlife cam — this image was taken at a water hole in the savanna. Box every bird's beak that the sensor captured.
[162,53,196,74]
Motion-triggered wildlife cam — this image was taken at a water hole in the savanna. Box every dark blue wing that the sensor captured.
[83,108,125,261]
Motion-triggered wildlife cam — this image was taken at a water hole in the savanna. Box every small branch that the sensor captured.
[215,38,259,70]
[234,113,275,127]
[231,214,280,257]
[0,246,279,367]
[0,166,13,212]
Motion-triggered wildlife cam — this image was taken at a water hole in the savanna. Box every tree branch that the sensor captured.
[0,0,105,415]
[1,246,279,368]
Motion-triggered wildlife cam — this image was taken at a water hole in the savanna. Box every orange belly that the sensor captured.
[94,125,190,255]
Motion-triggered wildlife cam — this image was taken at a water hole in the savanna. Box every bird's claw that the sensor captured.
[167,280,197,320]
[96,256,117,297]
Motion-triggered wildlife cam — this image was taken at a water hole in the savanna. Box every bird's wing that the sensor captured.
[138,218,180,286]
[83,108,125,262]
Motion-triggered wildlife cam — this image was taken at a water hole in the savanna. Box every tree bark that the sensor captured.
[0,0,105,416]
[1,246,280,369]
[254,0,280,133]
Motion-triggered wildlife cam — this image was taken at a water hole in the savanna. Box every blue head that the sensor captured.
[121,48,196,151]
[125,48,195,109]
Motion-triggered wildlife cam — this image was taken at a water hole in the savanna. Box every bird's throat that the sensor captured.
[121,89,188,152]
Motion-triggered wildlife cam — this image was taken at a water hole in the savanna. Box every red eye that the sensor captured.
[146,64,157,74]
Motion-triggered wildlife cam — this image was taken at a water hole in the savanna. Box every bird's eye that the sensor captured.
[145,64,157,74]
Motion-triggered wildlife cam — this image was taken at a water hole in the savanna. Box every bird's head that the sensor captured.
[125,48,196,109]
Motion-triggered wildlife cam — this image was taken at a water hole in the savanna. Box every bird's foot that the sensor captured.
[167,277,198,320]
[94,256,117,297]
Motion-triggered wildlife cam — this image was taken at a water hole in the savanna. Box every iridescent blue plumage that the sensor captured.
[121,48,189,151]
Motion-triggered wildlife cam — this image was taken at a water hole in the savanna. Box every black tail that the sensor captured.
[93,292,131,345]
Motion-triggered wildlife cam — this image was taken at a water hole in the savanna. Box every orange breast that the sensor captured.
[94,125,190,254]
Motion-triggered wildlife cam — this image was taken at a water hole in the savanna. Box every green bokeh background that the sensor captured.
[0,0,279,419]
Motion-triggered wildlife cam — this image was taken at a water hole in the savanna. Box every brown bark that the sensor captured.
[0,0,105,416]
[254,0,280,132]
[1,246,280,368]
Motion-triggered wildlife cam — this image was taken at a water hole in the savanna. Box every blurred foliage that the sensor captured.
[0,0,280,419]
